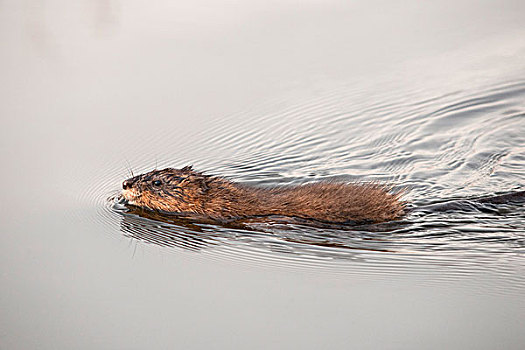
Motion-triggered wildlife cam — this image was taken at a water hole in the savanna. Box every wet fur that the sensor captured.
[121,166,405,224]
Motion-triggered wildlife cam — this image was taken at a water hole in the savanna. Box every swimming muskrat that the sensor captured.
[120,166,405,224]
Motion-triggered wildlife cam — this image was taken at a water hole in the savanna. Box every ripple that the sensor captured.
[78,75,525,291]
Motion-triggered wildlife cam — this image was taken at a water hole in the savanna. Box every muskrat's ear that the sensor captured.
[189,173,210,192]
[181,165,193,172]
[200,178,210,192]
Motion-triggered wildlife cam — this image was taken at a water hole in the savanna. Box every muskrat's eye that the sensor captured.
[152,180,162,187]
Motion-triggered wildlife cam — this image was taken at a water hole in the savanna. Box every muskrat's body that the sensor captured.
[121,166,405,224]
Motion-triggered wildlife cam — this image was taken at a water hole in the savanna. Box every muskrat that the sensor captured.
[120,166,405,224]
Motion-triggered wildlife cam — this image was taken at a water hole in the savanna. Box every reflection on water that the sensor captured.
[111,186,525,284]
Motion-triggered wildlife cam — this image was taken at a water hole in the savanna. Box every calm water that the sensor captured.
[1,1,525,349]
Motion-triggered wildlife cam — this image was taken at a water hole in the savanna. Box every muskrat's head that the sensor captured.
[121,166,210,213]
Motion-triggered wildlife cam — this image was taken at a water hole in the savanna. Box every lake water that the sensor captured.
[1,1,524,349]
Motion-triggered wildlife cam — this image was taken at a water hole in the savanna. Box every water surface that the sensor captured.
[1,1,525,349]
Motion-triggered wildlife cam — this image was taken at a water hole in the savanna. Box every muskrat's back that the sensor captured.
[121,166,405,224]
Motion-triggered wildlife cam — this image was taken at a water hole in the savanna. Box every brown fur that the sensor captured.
[121,166,405,224]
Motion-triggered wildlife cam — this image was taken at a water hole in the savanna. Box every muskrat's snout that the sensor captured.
[121,177,140,205]
[122,179,133,190]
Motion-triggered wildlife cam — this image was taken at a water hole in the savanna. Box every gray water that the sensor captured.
[1,1,525,349]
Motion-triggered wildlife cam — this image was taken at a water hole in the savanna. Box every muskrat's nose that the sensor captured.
[122,180,132,190]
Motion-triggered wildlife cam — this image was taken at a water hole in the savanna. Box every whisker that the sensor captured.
[132,240,138,259]
[124,158,134,178]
